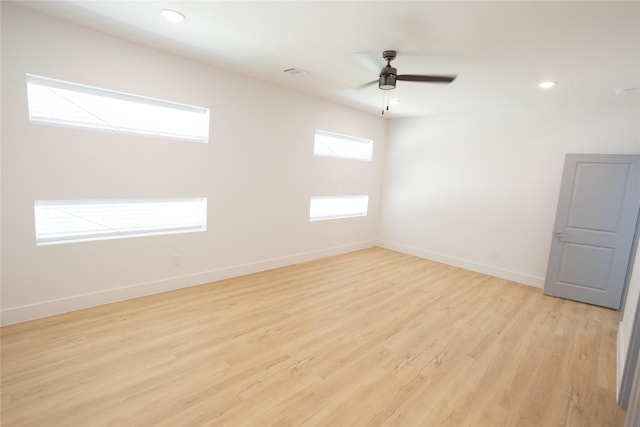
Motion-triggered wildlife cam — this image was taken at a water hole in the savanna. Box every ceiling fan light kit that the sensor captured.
[379,73,396,90]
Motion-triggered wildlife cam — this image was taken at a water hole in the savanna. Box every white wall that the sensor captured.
[378,102,640,286]
[0,3,385,324]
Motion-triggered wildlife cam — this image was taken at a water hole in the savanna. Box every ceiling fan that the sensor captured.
[374,50,456,90]
[352,50,457,114]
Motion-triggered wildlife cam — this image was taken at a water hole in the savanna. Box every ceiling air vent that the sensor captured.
[282,67,309,77]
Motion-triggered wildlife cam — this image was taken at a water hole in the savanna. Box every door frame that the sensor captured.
[618,215,640,408]
[544,153,640,308]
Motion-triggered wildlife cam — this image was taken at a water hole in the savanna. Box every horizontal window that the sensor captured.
[309,195,369,221]
[26,74,209,143]
[34,198,207,245]
[314,130,373,161]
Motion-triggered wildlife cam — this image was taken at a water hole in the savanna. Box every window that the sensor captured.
[309,195,369,221]
[314,130,373,161]
[26,74,209,143]
[34,198,207,245]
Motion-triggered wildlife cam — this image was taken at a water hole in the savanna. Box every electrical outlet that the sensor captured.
[173,255,182,266]
[488,250,501,260]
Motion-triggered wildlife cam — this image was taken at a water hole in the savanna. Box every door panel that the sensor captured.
[567,163,630,231]
[544,154,640,309]
[557,243,613,290]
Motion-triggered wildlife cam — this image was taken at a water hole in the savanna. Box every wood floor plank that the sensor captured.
[1,247,626,426]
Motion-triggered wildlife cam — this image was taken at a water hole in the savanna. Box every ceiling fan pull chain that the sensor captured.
[385,90,391,114]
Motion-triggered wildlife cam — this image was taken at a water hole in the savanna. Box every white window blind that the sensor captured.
[314,130,373,161]
[34,198,207,245]
[26,74,210,143]
[309,195,369,221]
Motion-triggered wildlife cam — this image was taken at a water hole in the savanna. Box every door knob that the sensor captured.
[553,231,568,238]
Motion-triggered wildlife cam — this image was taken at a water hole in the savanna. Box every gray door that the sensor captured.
[544,154,640,309]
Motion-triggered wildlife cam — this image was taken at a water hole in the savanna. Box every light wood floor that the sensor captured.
[1,247,626,426]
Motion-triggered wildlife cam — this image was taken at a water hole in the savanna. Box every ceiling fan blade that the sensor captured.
[397,74,457,83]
[351,51,385,74]
[342,80,378,95]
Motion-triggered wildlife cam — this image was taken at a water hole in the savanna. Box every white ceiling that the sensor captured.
[21,1,640,118]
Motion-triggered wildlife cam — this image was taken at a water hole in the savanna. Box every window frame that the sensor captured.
[26,74,210,143]
[309,195,369,222]
[313,130,373,162]
[34,197,207,245]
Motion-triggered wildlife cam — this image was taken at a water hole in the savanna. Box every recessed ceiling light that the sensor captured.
[538,80,557,89]
[161,9,185,22]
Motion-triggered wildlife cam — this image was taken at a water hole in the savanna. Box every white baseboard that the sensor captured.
[376,240,545,288]
[1,240,375,326]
